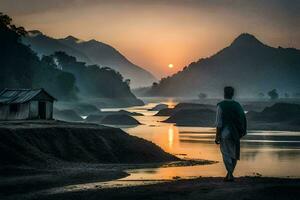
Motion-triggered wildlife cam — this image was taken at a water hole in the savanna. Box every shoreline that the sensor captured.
[8,176,300,200]
[0,159,216,199]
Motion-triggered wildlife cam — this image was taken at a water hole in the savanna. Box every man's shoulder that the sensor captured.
[218,100,241,108]
[217,100,226,106]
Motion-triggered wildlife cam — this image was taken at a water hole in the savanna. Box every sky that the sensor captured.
[1,0,299,78]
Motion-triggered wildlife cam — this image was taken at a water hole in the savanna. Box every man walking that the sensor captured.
[215,86,247,181]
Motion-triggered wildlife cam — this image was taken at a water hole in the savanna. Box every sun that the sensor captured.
[168,64,174,68]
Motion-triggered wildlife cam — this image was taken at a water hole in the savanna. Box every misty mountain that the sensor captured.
[23,30,92,63]
[23,31,157,88]
[0,13,143,106]
[146,33,300,98]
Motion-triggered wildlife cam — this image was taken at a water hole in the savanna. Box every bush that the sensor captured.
[198,93,207,99]
[268,89,279,100]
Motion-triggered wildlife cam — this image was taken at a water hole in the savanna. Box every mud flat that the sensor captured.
[19,177,300,200]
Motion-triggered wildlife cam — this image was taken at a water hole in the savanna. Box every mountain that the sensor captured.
[23,31,157,88]
[23,30,92,63]
[0,19,78,100]
[146,33,300,98]
[1,13,143,106]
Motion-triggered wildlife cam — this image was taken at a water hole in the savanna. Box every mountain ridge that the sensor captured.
[23,31,157,88]
[145,33,300,98]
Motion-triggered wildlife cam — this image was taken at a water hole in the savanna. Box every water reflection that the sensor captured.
[105,102,300,179]
[168,126,174,148]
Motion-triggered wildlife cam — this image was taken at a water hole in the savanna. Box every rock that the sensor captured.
[118,110,144,116]
[148,104,168,111]
[174,103,215,111]
[155,108,175,116]
[155,103,215,116]
[247,103,300,123]
[163,109,216,126]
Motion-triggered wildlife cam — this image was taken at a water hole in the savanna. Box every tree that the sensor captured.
[258,92,265,98]
[0,13,26,36]
[268,89,279,100]
[0,13,78,100]
[125,79,131,87]
[198,93,207,99]
[152,82,158,88]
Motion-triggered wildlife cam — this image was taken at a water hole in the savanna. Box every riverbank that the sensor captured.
[13,177,300,200]
[0,120,215,199]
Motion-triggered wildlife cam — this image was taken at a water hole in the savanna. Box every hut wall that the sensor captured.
[0,105,9,120]
[29,101,39,119]
[0,103,30,120]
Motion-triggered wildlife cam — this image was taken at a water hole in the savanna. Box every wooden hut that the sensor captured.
[0,88,56,120]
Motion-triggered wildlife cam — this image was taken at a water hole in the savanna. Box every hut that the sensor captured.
[0,88,56,120]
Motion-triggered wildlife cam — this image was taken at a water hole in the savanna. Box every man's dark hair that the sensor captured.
[224,86,234,99]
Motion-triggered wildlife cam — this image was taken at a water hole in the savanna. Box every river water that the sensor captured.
[102,101,300,179]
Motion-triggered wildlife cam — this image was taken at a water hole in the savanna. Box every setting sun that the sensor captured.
[168,64,174,68]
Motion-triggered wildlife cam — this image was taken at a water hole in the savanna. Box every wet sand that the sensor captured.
[0,160,215,200]
[16,177,300,200]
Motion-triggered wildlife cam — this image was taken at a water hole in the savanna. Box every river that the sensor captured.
[102,100,300,180]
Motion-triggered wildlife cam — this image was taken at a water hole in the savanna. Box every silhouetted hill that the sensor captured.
[24,31,157,88]
[0,14,78,100]
[48,51,143,106]
[0,14,143,106]
[23,31,91,63]
[146,33,300,98]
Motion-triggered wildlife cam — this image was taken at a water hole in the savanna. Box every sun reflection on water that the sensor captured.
[168,126,174,148]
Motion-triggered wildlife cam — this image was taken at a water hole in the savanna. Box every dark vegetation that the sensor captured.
[198,93,208,99]
[268,89,279,100]
[0,13,143,106]
[0,13,77,100]
[23,30,157,88]
[48,51,140,100]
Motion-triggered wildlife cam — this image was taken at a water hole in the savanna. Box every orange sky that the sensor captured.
[1,0,299,78]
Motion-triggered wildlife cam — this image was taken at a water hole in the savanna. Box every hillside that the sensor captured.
[47,51,143,106]
[23,31,91,63]
[0,14,143,106]
[146,33,300,98]
[24,31,157,88]
[0,14,78,100]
